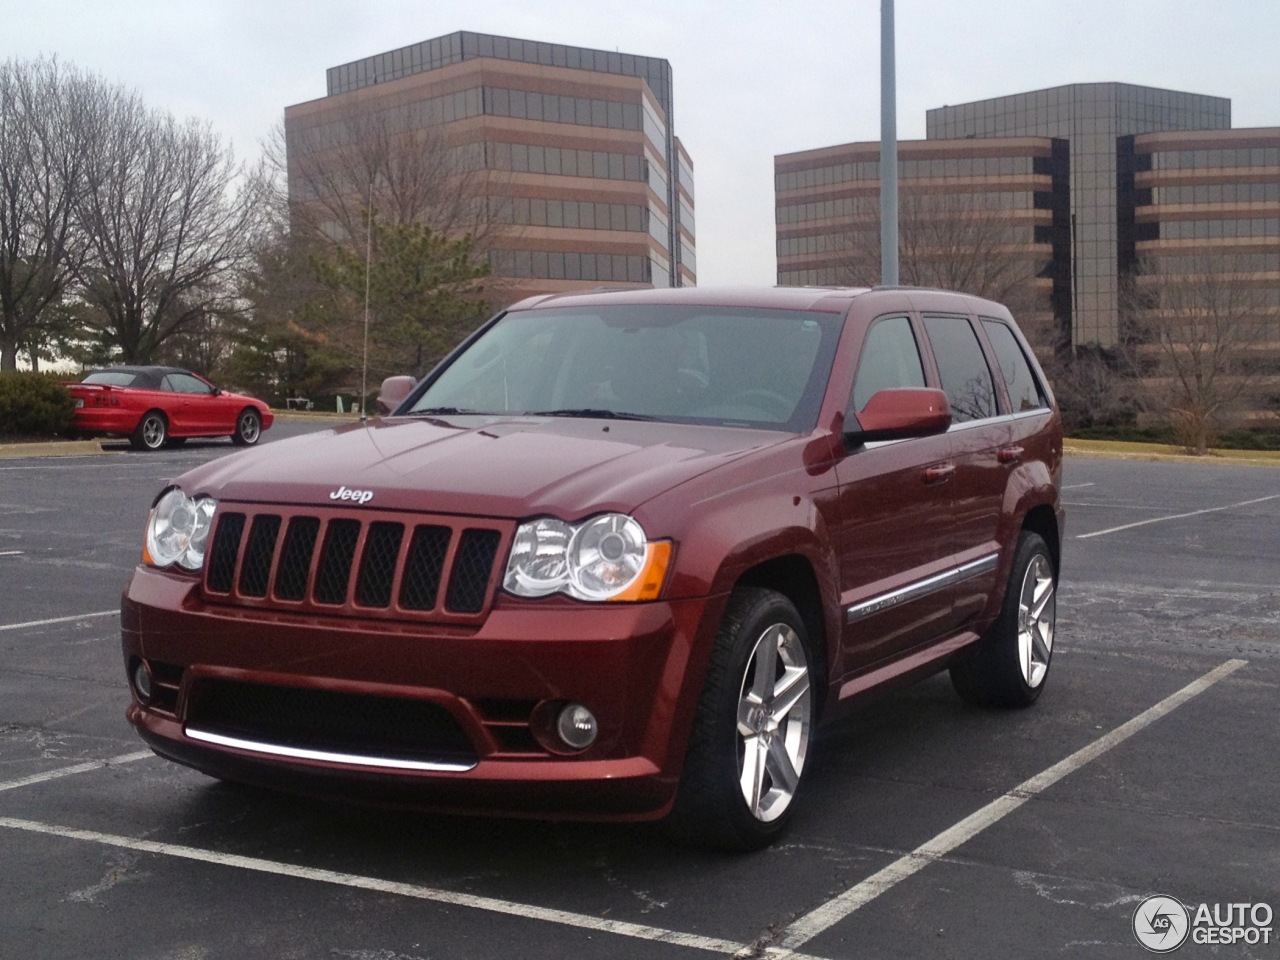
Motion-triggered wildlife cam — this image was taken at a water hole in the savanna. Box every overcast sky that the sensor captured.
[4,0,1278,288]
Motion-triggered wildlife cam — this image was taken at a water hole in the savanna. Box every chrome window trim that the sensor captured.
[186,728,478,773]
[846,553,999,623]
[946,408,1051,433]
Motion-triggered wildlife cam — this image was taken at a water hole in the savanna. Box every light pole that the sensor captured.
[880,0,899,287]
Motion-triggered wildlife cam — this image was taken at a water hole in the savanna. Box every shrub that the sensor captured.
[0,372,76,438]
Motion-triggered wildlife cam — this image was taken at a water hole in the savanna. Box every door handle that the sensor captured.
[922,462,956,484]
[997,445,1024,464]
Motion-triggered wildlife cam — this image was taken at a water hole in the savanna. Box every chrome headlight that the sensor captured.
[144,488,217,571]
[504,513,671,602]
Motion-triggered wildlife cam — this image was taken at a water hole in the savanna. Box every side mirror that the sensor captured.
[376,376,416,416]
[212,387,222,396]
[845,388,951,444]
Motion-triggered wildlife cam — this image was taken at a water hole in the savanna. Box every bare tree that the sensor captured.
[0,57,91,371]
[73,88,262,363]
[285,105,503,249]
[1126,253,1275,453]
[241,107,507,384]
[833,190,1052,336]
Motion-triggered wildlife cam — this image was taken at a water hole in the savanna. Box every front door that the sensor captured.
[835,313,957,676]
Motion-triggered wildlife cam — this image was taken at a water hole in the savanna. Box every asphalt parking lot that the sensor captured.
[1,426,1277,959]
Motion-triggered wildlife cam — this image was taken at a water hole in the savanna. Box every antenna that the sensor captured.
[360,177,373,422]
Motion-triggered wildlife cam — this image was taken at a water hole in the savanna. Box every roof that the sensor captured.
[507,285,875,314]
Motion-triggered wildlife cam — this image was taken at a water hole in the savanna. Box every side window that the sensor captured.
[981,318,1048,412]
[164,374,212,395]
[849,315,926,413]
[922,315,997,423]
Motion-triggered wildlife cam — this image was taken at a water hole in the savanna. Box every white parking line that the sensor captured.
[0,610,118,632]
[772,658,1247,954]
[0,814,828,960]
[1062,482,1095,490]
[1076,494,1280,539]
[0,550,23,557]
[0,751,153,793]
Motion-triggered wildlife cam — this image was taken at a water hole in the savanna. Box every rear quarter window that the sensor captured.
[981,318,1048,412]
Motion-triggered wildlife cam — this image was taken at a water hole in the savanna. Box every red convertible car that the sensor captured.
[67,366,274,451]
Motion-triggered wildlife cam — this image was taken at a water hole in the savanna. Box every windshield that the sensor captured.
[407,305,843,432]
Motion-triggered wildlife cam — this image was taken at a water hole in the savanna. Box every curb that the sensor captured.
[1064,445,1280,467]
[0,439,111,460]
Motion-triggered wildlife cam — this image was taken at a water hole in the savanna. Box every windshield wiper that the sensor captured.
[525,408,660,421]
[407,406,481,416]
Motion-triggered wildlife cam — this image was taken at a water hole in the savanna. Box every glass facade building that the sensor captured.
[926,83,1231,347]
[286,31,694,304]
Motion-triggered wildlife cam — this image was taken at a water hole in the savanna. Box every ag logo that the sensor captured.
[1133,895,1190,953]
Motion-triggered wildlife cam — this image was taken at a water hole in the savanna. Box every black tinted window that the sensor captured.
[922,315,996,423]
[982,319,1047,413]
[850,315,926,413]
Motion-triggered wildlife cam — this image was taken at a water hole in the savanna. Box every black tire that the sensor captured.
[231,408,262,446]
[129,411,168,451]
[950,531,1056,708]
[667,587,817,850]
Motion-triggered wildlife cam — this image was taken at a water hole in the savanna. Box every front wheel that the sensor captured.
[231,408,262,446]
[129,411,168,451]
[951,531,1056,708]
[667,587,815,850]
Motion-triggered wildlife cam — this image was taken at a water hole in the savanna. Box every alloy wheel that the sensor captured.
[1017,553,1055,688]
[735,622,812,822]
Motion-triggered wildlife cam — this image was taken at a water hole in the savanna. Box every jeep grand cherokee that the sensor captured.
[122,286,1063,849]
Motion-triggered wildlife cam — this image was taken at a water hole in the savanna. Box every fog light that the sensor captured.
[556,703,598,750]
[133,661,153,702]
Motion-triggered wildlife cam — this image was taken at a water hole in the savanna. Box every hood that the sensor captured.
[175,415,788,519]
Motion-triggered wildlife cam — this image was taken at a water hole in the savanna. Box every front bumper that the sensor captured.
[122,564,723,820]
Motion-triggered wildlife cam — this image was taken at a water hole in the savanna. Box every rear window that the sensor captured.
[82,371,139,387]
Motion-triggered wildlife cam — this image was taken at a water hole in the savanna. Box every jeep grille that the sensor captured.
[203,505,509,623]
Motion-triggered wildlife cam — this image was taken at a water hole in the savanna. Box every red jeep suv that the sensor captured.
[122,286,1063,849]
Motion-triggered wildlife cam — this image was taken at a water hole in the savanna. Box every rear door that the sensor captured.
[835,313,957,674]
[919,313,1007,635]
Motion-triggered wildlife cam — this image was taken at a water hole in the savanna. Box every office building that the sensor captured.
[285,31,694,305]
[776,136,1070,350]
[778,84,1280,364]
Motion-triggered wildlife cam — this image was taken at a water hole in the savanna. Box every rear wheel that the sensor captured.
[667,587,815,850]
[951,531,1056,708]
[231,408,261,446]
[130,411,168,451]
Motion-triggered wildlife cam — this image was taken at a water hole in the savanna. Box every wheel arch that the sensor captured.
[1021,503,1060,577]
[734,554,831,718]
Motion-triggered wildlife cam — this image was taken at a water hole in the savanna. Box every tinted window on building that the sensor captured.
[849,316,926,413]
[981,319,1047,413]
[922,315,996,422]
